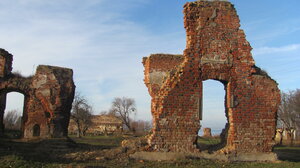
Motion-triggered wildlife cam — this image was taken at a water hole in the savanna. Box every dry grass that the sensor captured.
[0,131,300,168]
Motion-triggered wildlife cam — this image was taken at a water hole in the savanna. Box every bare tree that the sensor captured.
[109,97,136,132]
[99,109,115,116]
[71,92,93,137]
[291,89,300,127]
[99,110,108,115]
[278,90,300,145]
[4,110,22,130]
[291,89,300,141]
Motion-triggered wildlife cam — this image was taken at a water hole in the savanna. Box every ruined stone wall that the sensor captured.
[143,54,183,98]
[0,49,12,78]
[143,0,280,155]
[143,54,184,121]
[0,49,75,138]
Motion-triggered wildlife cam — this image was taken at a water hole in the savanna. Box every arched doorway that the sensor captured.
[197,79,228,151]
[1,92,25,138]
[33,124,40,137]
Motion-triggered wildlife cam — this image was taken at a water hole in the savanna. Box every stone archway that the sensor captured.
[0,49,75,139]
[142,0,280,161]
[1,91,25,132]
[0,80,30,136]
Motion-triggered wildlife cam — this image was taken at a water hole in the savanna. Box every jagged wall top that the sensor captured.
[0,49,12,78]
[0,48,75,138]
[142,0,280,158]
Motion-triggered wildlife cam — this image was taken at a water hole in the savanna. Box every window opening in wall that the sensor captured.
[197,80,228,151]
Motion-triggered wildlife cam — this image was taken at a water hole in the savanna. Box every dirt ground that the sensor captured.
[0,133,300,168]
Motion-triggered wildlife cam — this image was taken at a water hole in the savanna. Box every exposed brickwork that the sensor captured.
[0,49,75,138]
[142,54,183,98]
[0,49,12,78]
[143,0,280,155]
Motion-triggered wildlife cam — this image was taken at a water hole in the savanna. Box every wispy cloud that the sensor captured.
[0,0,185,120]
[252,43,300,92]
[3,0,299,127]
[252,44,300,56]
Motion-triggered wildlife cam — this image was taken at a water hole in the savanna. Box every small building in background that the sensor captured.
[88,115,123,135]
[69,115,123,135]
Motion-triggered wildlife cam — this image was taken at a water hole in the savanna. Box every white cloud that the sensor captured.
[0,0,185,121]
[1,0,298,133]
[252,44,300,56]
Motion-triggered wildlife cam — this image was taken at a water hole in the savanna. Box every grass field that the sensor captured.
[1,132,300,168]
[197,136,222,151]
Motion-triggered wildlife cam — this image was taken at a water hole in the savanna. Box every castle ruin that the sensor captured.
[0,49,75,138]
[141,0,280,161]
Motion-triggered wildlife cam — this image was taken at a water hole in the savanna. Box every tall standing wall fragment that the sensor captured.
[143,0,280,159]
[0,49,75,138]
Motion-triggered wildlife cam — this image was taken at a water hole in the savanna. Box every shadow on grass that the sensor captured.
[0,132,125,165]
[274,146,300,162]
[197,136,300,163]
[197,136,224,153]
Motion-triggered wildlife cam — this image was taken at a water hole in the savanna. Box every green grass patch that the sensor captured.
[197,136,223,151]
[125,159,300,168]
[1,134,300,167]
[0,155,62,168]
[69,135,124,148]
[197,137,221,145]
[274,146,300,162]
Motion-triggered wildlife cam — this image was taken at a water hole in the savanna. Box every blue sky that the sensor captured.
[1,0,299,131]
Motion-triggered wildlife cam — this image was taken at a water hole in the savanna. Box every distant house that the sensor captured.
[68,115,123,135]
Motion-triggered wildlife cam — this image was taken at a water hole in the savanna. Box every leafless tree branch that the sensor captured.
[71,92,93,137]
[110,97,136,132]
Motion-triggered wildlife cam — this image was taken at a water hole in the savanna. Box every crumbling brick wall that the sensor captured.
[0,49,75,138]
[143,0,280,154]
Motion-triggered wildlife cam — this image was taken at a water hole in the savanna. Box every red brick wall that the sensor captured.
[0,49,12,78]
[143,54,183,98]
[143,1,280,154]
[0,49,75,139]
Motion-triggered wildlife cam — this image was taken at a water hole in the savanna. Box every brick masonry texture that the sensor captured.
[0,49,75,138]
[143,1,280,154]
